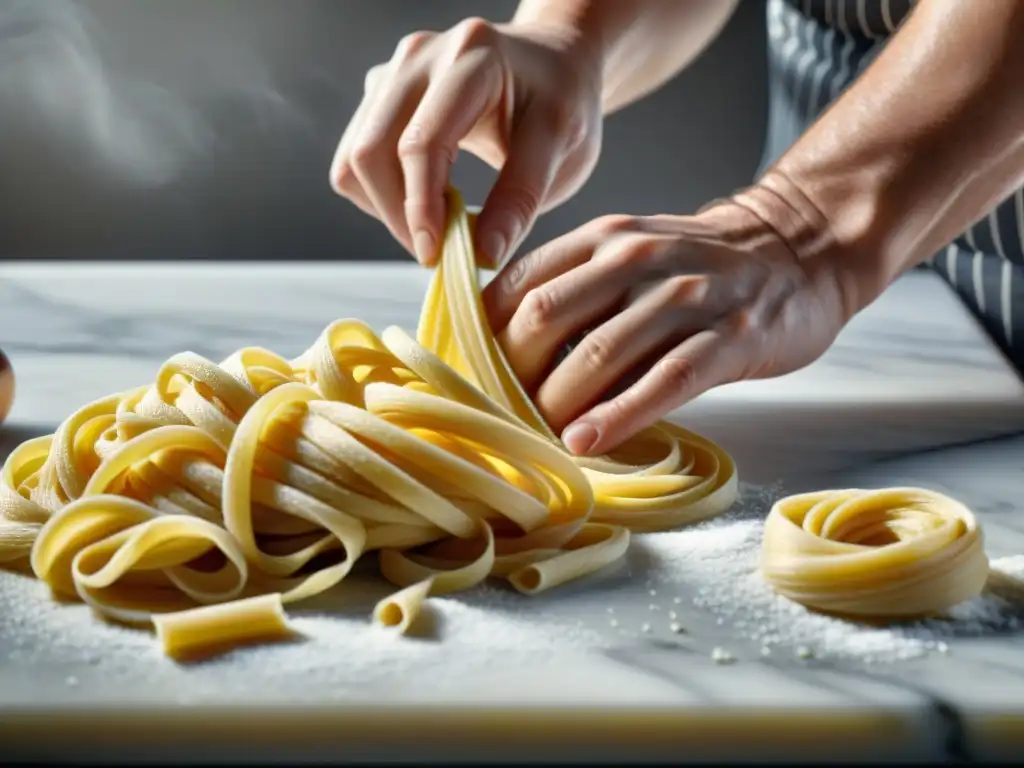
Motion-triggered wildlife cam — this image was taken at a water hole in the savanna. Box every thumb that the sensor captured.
[475,108,564,269]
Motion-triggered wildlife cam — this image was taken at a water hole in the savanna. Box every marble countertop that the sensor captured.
[1,262,1023,763]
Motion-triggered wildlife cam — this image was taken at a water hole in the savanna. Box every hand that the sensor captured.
[330,17,604,268]
[482,198,853,456]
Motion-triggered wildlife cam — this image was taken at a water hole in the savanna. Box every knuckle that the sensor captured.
[628,237,662,262]
[591,214,636,238]
[598,395,631,429]
[349,138,381,173]
[728,307,758,336]
[578,334,617,371]
[499,184,542,224]
[363,63,387,94]
[602,236,656,269]
[451,17,493,52]
[397,124,455,165]
[658,356,698,393]
[521,288,556,331]
[394,30,432,60]
[395,124,429,159]
[564,114,589,150]
[663,274,710,305]
[330,162,359,196]
[503,254,533,293]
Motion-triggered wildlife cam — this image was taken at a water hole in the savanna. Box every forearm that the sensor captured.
[511,0,740,114]
[757,0,1024,317]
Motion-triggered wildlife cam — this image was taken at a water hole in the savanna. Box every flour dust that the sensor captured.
[638,482,1024,665]
[3,480,1024,701]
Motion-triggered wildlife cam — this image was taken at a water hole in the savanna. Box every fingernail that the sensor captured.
[562,423,599,455]
[481,230,507,268]
[413,230,435,264]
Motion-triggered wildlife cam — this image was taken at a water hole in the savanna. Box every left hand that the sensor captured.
[481,200,852,457]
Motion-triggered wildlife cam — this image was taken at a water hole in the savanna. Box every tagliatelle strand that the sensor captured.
[0,189,739,659]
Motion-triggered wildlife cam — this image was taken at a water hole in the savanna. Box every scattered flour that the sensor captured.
[639,482,1024,664]
[3,480,1023,700]
[0,570,607,703]
[275,596,610,697]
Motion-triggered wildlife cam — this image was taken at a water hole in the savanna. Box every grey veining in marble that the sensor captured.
[2,263,1023,484]
[780,435,1024,762]
[1,262,1023,763]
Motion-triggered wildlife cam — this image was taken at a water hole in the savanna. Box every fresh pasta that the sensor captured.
[761,487,990,617]
[153,594,293,661]
[0,189,738,658]
[373,578,434,635]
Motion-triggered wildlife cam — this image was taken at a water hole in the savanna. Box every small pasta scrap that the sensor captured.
[373,578,435,635]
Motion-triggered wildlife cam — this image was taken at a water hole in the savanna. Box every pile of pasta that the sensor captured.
[0,190,739,659]
[0,190,996,660]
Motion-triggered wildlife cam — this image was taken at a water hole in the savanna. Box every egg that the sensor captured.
[0,348,14,426]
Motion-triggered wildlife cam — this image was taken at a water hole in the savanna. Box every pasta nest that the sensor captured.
[762,487,989,618]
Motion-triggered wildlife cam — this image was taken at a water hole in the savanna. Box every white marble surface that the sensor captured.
[790,435,1024,762]
[2,263,1023,483]
[0,262,1023,763]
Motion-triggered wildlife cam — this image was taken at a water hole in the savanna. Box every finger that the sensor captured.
[482,215,639,333]
[399,53,502,266]
[499,238,654,390]
[349,48,433,254]
[482,237,593,334]
[329,68,387,220]
[535,276,709,430]
[561,328,742,457]
[480,214,691,332]
[474,105,569,269]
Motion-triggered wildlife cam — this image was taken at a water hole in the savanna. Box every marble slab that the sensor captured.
[0,262,1023,762]
[0,498,957,763]
[792,435,1024,763]
[2,262,1023,484]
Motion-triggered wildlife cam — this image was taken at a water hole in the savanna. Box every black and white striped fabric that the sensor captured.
[761,0,1024,373]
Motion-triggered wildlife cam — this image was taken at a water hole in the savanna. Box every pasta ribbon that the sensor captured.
[761,487,990,618]
[0,189,739,658]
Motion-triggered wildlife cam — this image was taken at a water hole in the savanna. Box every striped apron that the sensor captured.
[762,0,1024,373]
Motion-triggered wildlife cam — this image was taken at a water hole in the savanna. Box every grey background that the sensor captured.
[0,0,768,261]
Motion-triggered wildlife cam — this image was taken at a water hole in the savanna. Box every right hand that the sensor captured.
[329,17,605,268]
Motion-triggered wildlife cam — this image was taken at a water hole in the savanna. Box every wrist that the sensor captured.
[508,2,606,62]
[713,173,881,324]
[505,21,605,71]
[745,169,899,320]
[507,1,635,95]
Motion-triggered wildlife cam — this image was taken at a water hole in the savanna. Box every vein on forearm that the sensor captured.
[768,0,1024,304]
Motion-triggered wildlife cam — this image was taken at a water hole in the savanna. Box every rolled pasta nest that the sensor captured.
[0,189,739,659]
[761,487,991,619]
